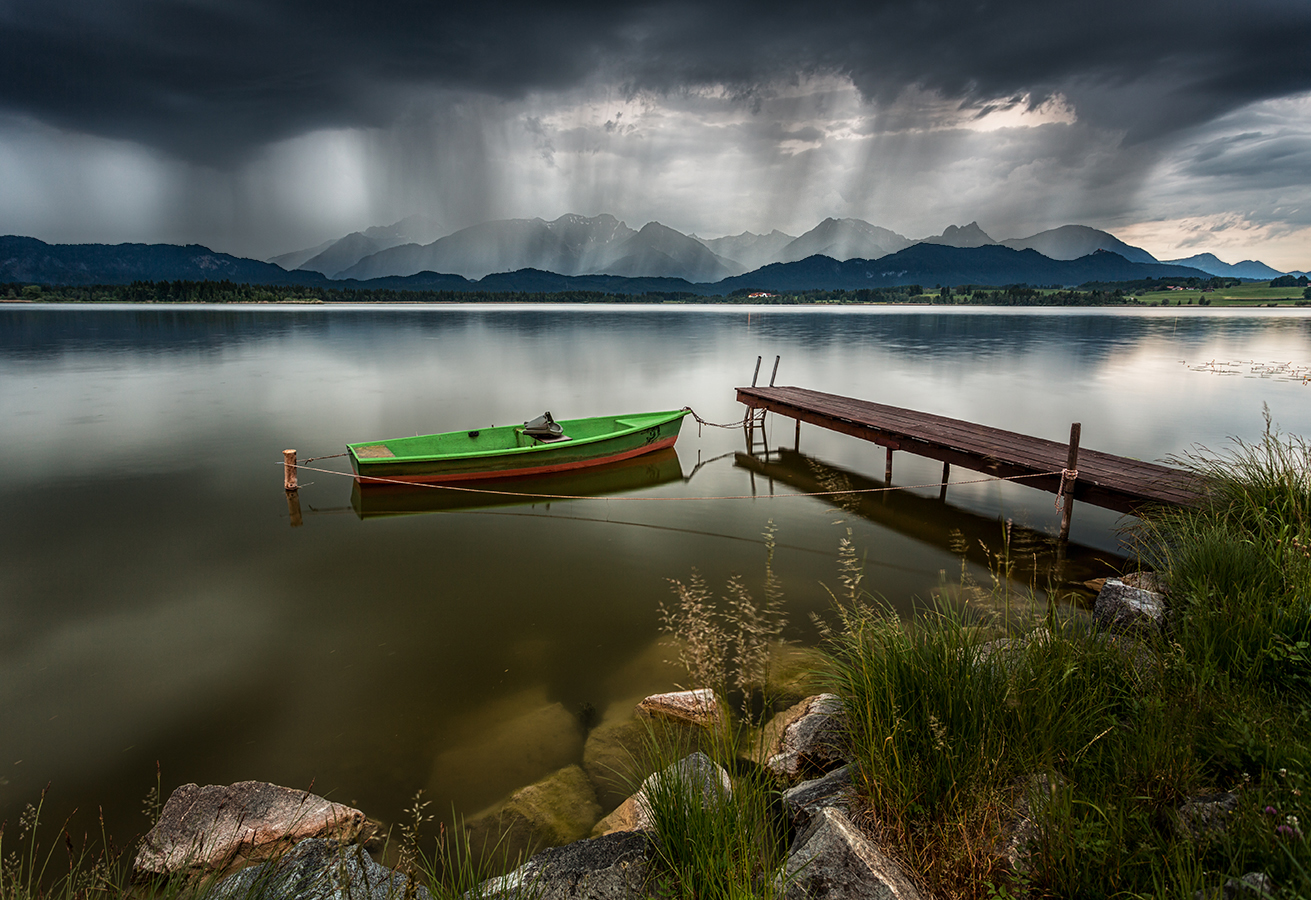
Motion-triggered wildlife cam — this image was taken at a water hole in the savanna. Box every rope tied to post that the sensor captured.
[682,406,754,437]
[1055,467,1078,510]
[301,452,348,463]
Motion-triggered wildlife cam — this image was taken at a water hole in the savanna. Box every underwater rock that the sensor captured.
[466,765,602,863]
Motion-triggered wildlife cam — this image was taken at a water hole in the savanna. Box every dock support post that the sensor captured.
[283,449,299,491]
[751,356,762,387]
[769,355,780,387]
[744,408,754,452]
[884,447,894,484]
[939,461,950,501]
[794,418,801,452]
[1059,423,1081,541]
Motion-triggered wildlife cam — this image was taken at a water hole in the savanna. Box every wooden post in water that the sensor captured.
[283,449,299,491]
[884,447,894,484]
[286,490,303,527]
[1059,423,1081,541]
[939,461,951,501]
[794,418,802,452]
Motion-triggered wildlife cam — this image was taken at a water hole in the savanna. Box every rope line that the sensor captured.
[301,452,348,463]
[1055,467,1079,510]
[682,406,755,436]
[285,460,1067,502]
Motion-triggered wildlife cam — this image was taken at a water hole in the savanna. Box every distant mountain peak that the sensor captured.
[924,222,996,248]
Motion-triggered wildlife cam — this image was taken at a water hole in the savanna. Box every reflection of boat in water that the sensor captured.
[735,448,1125,590]
[348,409,690,484]
[352,447,685,519]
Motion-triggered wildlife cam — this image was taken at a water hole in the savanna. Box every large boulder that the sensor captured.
[466,765,602,864]
[1092,579,1166,638]
[582,700,706,813]
[479,830,651,900]
[636,689,723,728]
[781,766,852,833]
[760,694,847,779]
[777,807,924,900]
[591,752,731,837]
[134,781,368,877]
[209,838,428,900]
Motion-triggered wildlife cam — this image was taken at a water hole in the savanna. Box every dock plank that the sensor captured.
[737,386,1203,514]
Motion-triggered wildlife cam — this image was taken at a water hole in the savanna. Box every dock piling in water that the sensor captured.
[1059,423,1082,541]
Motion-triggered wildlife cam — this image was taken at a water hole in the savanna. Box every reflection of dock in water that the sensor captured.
[351,447,684,519]
[735,448,1126,590]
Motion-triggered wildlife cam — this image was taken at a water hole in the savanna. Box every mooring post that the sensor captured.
[751,355,762,387]
[884,447,894,484]
[939,461,951,501]
[283,449,299,491]
[1059,423,1081,541]
[769,355,780,387]
[286,490,303,527]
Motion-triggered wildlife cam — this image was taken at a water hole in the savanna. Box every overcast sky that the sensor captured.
[1,0,1309,269]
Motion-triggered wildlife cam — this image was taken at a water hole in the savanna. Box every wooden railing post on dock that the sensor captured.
[769,355,780,387]
[1059,423,1081,541]
[751,356,762,387]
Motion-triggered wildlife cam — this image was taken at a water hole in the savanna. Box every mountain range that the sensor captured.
[269,213,1295,284]
[2,212,1301,294]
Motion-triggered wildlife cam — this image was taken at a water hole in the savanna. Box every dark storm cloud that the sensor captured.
[2,0,1309,166]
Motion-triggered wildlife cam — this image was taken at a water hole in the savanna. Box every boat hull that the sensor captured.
[351,447,685,516]
[348,409,689,485]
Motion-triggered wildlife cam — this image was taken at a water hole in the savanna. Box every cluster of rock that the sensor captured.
[128,572,1271,898]
[131,688,924,899]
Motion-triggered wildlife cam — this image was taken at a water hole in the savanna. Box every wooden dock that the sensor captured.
[736,386,1202,527]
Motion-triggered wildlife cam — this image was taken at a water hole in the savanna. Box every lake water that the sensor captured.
[3,303,1310,849]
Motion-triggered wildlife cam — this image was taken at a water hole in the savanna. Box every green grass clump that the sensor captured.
[639,736,789,900]
[823,420,1311,899]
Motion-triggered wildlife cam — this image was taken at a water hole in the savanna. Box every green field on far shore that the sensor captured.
[1137,282,1310,307]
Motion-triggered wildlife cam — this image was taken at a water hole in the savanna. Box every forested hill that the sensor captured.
[715,245,1211,292]
[0,236,327,287]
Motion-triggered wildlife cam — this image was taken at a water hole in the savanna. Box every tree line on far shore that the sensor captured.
[2,278,1303,305]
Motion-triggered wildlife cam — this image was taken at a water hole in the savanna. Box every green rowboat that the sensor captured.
[348,408,691,484]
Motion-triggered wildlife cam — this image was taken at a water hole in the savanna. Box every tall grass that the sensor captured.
[638,738,788,900]
[822,421,1311,898]
[646,523,795,899]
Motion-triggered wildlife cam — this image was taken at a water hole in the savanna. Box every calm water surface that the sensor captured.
[3,303,1310,846]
